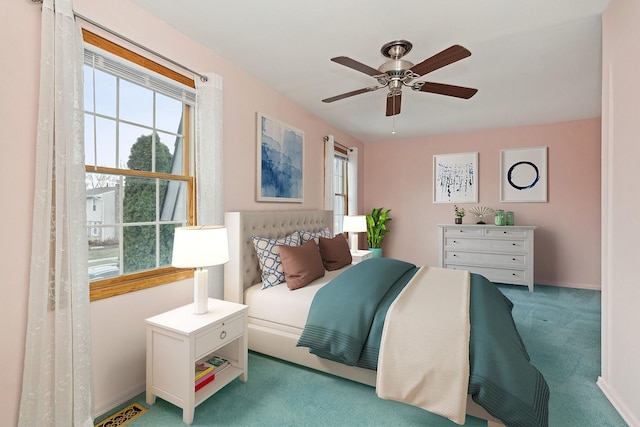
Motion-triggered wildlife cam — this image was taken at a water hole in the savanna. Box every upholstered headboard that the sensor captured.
[223,210,333,303]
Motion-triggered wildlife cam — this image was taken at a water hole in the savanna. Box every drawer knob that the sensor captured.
[512,243,516,246]
[513,258,516,261]
[453,240,457,243]
[453,254,457,257]
[220,330,227,340]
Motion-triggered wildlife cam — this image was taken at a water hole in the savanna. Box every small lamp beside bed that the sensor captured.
[171,225,229,315]
[342,215,367,250]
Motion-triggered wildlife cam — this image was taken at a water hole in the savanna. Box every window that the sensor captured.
[83,31,196,301]
[333,145,349,233]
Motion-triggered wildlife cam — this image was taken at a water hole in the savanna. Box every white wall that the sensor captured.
[600,1,640,425]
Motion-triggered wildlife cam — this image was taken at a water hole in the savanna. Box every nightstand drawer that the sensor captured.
[195,315,244,360]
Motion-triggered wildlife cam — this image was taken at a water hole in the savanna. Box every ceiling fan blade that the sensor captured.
[417,82,478,99]
[322,86,380,103]
[386,93,402,116]
[410,45,471,76]
[331,56,381,76]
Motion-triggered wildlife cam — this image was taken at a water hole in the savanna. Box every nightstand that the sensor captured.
[145,299,248,424]
[351,249,373,264]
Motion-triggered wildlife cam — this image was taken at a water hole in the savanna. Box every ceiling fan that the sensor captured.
[322,40,478,116]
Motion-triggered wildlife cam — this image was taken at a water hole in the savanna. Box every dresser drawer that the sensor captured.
[442,227,484,237]
[485,228,530,239]
[445,237,529,253]
[438,224,535,291]
[195,315,244,360]
[444,251,526,268]
[444,264,529,285]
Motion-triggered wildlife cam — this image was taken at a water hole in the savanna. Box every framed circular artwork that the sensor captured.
[500,147,547,202]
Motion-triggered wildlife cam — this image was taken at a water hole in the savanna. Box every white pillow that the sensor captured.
[297,227,332,245]
[252,232,301,289]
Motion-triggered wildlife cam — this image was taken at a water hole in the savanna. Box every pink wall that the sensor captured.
[1,0,603,424]
[3,0,365,422]
[364,118,601,289]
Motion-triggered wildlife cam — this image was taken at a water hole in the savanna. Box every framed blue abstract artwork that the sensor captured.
[433,152,478,203]
[256,113,304,202]
[500,147,547,202]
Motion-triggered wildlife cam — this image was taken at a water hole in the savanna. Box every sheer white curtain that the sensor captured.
[19,0,93,426]
[324,135,335,211]
[195,73,225,299]
[347,147,359,216]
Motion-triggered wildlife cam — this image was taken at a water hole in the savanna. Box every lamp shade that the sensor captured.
[342,215,367,233]
[171,226,229,268]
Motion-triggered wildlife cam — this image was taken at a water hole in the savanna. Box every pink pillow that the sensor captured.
[318,234,352,271]
[278,240,326,290]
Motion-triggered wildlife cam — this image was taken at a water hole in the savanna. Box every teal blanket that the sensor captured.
[297,258,418,368]
[297,258,549,427]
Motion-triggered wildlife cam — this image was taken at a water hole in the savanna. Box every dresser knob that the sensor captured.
[513,258,516,261]
[220,330,227,339]
[512,243,516,246]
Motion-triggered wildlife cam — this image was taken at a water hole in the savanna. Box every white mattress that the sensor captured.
[244,267,350,329]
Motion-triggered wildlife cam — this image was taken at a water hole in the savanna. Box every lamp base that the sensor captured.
[349,233,359,251]
[193,268,209,315]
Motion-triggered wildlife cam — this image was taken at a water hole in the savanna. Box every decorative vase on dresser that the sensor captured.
[437,224,536,292]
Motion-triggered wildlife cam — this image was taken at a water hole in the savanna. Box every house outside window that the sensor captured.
[83,31,196,300]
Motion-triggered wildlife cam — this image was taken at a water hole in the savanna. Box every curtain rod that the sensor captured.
[31,1,207,82]
[75,12,208,82]
[324,136,353,152]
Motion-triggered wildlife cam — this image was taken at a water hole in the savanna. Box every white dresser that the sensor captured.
[437,224,536,292]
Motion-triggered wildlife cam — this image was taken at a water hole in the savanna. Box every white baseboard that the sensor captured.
[94,381,145,419]
[597,376,638,427]
[533,280,601,291]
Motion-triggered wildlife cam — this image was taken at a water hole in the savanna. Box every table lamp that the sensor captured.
[172,225,229,315]
[342,215,367,250]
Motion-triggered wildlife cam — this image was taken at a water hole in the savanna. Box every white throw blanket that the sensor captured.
[376,266,471,425]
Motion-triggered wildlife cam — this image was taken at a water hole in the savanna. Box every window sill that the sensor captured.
[90,268,194,302]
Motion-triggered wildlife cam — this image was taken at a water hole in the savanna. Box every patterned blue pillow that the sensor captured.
[297,227,332,245]
[252,232,301,289]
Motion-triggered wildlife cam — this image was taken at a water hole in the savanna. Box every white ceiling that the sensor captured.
[131,0,609,143]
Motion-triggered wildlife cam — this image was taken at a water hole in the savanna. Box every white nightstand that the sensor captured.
[145,299,248,424]
[351,249,373,264]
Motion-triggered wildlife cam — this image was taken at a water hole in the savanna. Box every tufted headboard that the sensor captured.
[223,210,334,303]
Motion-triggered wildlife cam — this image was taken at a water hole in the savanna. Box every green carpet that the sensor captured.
[99,284,627,426]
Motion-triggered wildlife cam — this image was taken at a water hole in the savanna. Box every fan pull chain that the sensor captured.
[391,95,397,135]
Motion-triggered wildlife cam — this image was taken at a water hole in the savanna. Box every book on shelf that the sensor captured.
[195,369,215,386]
[194,361,215,381]
[205,354,231,375]
[195,373,215,391]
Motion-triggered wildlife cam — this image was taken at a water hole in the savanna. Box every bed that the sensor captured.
[223,210,548,426]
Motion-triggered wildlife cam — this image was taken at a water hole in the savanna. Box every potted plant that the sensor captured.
[366,208,392,257]
[454,205,465,224]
